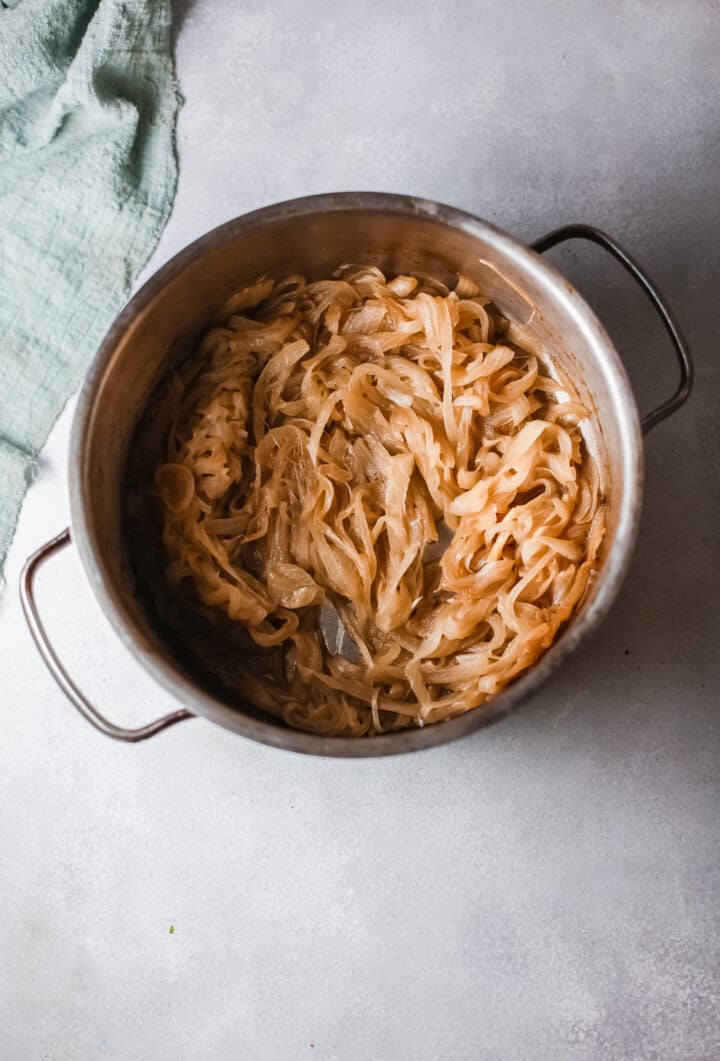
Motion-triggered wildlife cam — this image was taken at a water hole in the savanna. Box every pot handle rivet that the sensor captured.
[20,528,192,742]
[532,224,693,433]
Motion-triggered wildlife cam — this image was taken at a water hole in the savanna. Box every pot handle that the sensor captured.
[20,527,192,742]
[531,224,693,432]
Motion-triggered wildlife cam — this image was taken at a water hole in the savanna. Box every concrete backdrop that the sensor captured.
[1,2,718,1058]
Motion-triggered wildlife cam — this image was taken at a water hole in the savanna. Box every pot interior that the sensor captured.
[70,194,641,754]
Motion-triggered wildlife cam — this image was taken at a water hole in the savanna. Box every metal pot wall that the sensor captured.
[20,194,692,756]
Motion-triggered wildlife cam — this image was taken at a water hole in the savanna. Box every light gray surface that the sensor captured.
[1,1,718,1058]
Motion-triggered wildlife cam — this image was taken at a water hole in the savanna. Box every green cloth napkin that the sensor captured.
[0,0,180,575]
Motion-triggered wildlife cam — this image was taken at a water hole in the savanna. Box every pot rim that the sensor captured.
[69,191,643,757]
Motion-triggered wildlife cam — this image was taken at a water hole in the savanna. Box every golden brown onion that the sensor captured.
[130,267,604,737]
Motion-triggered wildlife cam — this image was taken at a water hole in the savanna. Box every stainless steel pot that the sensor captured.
[20,194,692,756]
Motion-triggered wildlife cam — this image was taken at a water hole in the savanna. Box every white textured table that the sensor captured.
[2,3,719,1058]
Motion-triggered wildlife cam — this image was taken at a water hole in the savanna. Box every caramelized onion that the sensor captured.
[130,267,604,737]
